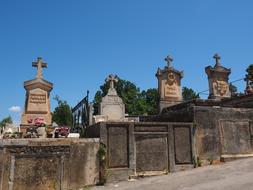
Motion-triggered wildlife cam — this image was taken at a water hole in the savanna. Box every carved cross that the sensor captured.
[106,74,118,89]
[32,57,48,78]
[213,53,221,66]
[164,55,173,67]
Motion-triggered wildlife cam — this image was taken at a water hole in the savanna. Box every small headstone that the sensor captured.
[205,53,231,100]
[99,74,125,121]
[156,55,184,113]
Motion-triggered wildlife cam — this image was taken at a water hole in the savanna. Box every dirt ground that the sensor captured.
[91,158,253,190]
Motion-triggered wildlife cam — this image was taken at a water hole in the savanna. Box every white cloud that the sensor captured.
[8,106,21,113]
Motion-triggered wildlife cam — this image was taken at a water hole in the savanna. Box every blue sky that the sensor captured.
[0,0,253,122]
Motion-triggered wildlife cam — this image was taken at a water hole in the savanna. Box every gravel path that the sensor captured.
[91,158,253,190]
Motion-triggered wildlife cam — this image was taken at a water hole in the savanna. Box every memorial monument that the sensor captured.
[205,53,231,100]
[156,55,184,113]
[98,74,125,121]
[21,57,53,128]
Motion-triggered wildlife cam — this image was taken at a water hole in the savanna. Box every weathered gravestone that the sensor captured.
[205,53,231,100]
[156,55,184,113]
[98,74,125,121]
[21,57,53,128]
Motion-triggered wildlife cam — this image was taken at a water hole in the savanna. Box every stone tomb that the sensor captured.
[85,122,194,181]
[0,139,99,190]
[205,53,231,100]
[156,55,184,112]
[98,74,125,121]
[21,57,53,127]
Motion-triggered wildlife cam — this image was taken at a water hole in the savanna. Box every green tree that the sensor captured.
[93,77,158,115]
[145,88,159,115]
[245,64,253,86]
[52,96,72,127]
[0,116,13,128]
[182,87,200,101]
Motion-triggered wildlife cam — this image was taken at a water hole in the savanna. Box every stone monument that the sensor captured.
[98,74,125,121]
[205,53,231,100]
[21,57,53,127]
[156,55,184,113]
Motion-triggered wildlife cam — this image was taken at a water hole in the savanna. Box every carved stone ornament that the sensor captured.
[215,80,228,96]
[166,72,176,86]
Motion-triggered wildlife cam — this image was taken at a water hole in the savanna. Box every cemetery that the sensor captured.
[1,54,253,189]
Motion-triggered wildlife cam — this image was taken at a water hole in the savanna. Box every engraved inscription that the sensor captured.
[164,72,179,97]
[165,84,178,97]
[30,94,46,104]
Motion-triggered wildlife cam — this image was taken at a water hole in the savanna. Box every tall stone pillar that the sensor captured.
[205,53,231,100]
[156,55,184,113]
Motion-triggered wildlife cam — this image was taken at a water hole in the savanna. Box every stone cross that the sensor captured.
[32,57,48,78]
[213,53,221,66]
[164,55,173,68]
[106,74,118,89]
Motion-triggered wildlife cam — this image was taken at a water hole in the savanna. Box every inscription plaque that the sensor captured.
[136,135,168,172]
[29,94,46,104]
[108,125,129,168]
[174,126,192,164]
[220,121,251,154]
[164,84,178,97]
[13,157,61,190]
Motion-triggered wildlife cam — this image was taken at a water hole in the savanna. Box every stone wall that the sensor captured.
[86,122,194,182]
[0,139,99,190]
[194,106,253,160]
[141,104,253,161]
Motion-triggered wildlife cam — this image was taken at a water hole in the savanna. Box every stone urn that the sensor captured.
[37,127,47,138]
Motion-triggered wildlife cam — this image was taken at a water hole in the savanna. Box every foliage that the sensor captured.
[182,87,200,101]
[197,157,202,167]
[245,64,253,86]
[97,143,107,185]
[143,88,159,115]
[52,96,72,127]
[97,143,106,161]
[0,116,13,128]
[93,77,158,115]
[207,156,214,165]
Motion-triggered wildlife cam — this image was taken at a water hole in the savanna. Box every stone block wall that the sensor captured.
[141,105,253,161]
[86,122,194,182]
[194,106,253,159]
[0,139,99,190]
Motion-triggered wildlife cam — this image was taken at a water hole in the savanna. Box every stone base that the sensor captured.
[208,94,230,100]
[159,100,182,113]
[220,154,253,162]
[21,113,52,126]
